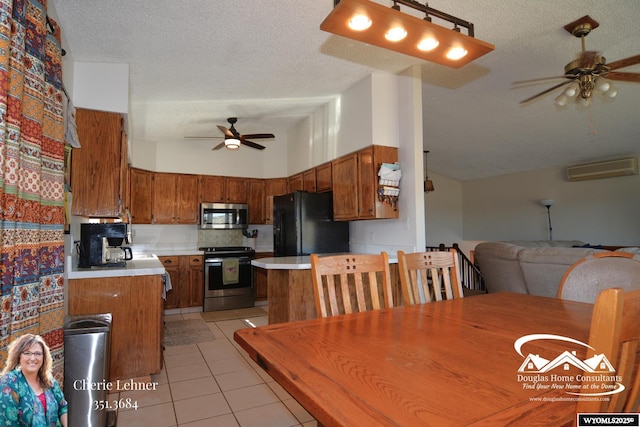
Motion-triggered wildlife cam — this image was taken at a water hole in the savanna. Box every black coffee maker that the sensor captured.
[78,223,133,268]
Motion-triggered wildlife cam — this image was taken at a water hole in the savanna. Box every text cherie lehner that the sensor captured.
[73,379,159,391]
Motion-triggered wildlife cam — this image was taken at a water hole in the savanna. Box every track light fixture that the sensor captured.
[321,0,495,68]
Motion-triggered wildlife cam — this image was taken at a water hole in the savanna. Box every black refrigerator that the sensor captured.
[273,191,349,256]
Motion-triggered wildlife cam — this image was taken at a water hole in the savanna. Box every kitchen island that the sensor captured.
[252,256,401,324]
[66,255,166,381]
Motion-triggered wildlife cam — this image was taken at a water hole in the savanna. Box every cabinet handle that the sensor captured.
[164,260,172,265]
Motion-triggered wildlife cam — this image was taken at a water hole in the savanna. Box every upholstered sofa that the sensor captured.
[474,240,609,298]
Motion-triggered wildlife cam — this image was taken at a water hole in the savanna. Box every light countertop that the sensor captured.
[252,254,398,270]
[252,256,312,270]
[66,254,166,280]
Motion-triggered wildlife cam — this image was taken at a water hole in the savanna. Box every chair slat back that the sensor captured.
[558,252,640,304]
[577,288,640,414]
[398,249,463,305]
[311,252,393,318]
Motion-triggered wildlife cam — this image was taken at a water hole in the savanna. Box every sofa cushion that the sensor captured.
[616,247,640,255]
[505,240,585,248]
[517,247,605,298]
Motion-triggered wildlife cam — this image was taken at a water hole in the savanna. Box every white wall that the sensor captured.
[346,70,424,254]
[71,62,129,114]
[283,69,425,255]
[424,172,463,247]
[461,162,640,246]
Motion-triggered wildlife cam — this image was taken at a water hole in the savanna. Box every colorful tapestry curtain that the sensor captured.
[0,0,66,381]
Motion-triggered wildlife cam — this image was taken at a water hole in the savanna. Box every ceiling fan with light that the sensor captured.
[185,117,275,150]
[512,15,640,106]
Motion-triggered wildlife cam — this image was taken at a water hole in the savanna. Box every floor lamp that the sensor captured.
[541,199,555,240]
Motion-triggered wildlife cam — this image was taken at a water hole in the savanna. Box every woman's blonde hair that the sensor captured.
[1,334,54,389]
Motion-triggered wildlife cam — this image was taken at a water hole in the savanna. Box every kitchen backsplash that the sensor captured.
[128,223,274,253]
[197,229,243,248]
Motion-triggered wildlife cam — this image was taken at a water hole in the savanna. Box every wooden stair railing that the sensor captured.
[425,244,486,291]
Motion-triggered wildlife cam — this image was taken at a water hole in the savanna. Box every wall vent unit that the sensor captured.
[566,157,639,182]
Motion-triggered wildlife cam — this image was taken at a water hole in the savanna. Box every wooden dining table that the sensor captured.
[234,292,596,426]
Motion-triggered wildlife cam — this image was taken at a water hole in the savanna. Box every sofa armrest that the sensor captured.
[474,242,528,294]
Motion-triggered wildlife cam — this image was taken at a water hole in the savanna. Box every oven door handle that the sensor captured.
[205,257,253,264]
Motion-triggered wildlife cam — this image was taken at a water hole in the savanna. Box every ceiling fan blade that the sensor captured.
[240,139,266,150]
[606,71,640,83]
[512,75,572,85]
[241,133,275,139]
[184,136,223,139]
[217,125,234,138]
[519,78,576,104]
[607,54,640,71]
[212,141,225,150]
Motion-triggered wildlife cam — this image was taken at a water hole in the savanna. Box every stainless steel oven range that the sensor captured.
[200,246,256,312]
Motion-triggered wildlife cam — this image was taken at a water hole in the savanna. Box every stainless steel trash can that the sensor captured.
[64,313,112,427]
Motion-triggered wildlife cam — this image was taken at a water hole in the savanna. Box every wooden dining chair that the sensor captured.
[576,287,640,414]
[397,249,464,305]
[557,252,640,304]
[310,252,393,318]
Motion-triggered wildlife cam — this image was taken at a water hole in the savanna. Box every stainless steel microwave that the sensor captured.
[200,203,249,229]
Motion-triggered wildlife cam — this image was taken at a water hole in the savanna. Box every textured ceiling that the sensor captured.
[51,0,640,181]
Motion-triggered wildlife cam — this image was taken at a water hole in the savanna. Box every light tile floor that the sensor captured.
[112,309,317,427]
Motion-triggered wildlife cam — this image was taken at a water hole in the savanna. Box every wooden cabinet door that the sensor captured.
[302,169,316,193]
[303,169,317,192]
[357,147,376,219]
[288,173,303,192]
[265,178,288,197]
[332,153,358,220]
[160,256,182,309]
[248,179,266,224]
[152,173,177,223]
[200,175,225,203]
[68,275,163,381]
[316,162,332,192]
[188,256,204,307]
[254,267,268,301]
[71,108,123,217]
[129,168,153,224]
[368,145,399,219]
[225,177,248,203]
[175,174,199,224]
[120,132,129,211]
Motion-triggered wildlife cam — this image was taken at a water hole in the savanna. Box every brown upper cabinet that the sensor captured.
[264,178,288,224]
[287,173,304,193]
[332,145,398,221]
[129,168,153,224]
[315,162,333,192]
[332,152,359,220]
[71,108,126,217]
[199,175,225,203]
[248,179,266,224]
[303,169,317,192]
[200,176,248,204]
[265,178,288,198]
[225,177,248,204]
[152,172,198,224]
[127,145,397,224]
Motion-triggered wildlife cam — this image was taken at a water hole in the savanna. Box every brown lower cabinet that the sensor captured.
[161,255,204,309]
[253,252,273,301]
[262,263,401,324]
[68,275,163,381]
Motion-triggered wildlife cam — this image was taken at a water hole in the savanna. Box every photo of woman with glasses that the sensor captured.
[0,334,68,426]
